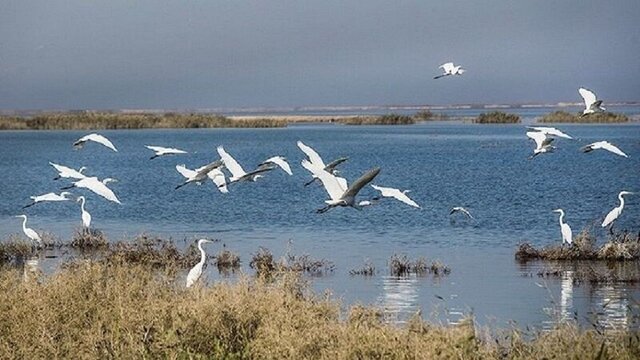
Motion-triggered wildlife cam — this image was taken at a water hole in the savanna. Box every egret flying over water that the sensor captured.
[297,141,349,186]
[259,156,293,175]
[552,209,573,245]
[186,239,214,288]
[217,146,279,185]
[526,131,555,159]
[145,145,188,160]
[526,126,573,140]
[73,133,118,152]
[450,207,474,219]
[370,185,420,208]
[434,62,465,79]
[301,159,380,213]
[578,88,605,116]
[16,215,41,246]
[62,177,121,204]
[49,162,86,180]
[23,191,73,208]
[176,163,228,193]
[580,141,628,158]
[77,196,92,228]
[602,191,634,228]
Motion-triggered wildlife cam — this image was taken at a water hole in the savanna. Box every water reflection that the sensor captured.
[559,270,574,322]
[22,256,39,283]
[379,275,420,324]
[592,285,630,331]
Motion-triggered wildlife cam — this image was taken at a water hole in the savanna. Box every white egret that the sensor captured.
[186,239,214,288]
[370,185,420,208]
[49,162,86,180]
[77,196,92,228]
[434,62,465,79]
[23,191,73,208]
[581,141,628,158]
[217,146,277,184]
[297,141,348,186]
[552,209,573,245]
[301,159,380,213]
[176,163,228,193]
[450,207,474,219]
[526,131,555,159]
[259,156,293,175]
[602,191,634,228]
[578,88,605,116]
[73,133,118,152]
[15,215,41,246]
[62,177,121,204]
[175,160,225,190]
[526,126,573,139]
[145,145,187,160]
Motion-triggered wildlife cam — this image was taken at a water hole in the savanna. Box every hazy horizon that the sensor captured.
[2,1,639,110]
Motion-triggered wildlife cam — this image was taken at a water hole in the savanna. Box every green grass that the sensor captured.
[474,111,521,124]
[539,111,630,123]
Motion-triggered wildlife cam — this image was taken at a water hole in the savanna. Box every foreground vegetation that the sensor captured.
[1,260,639,359]
[473,111,521,124]
[539,111,630,123]
[0,112,287,130]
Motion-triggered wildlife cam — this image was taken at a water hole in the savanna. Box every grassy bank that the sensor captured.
[473,111,521,124]
[0,112,287,130]
[539,111,630,123]
[1,261,638,359]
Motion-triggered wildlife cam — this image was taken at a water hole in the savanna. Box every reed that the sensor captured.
[539,111,630,123]
[339,113,415,125]
[389,254,451,277]
[413,110,451,121]
[474,111,521,124]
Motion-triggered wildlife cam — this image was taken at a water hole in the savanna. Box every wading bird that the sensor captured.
[580,141,628,158]
[186,239,215,288]
[145,145,188,160]
[302,159,380,213]
[217,146,279,185]
[176,164,228,193]
[526,131,555,159]
[602,191,634,229]
[77,196,92,228]
[578,88,605,116]
[23,191,73,208]
[62,177,121,204]
[16,215,41,246]
[259,156,293,175]
[526,126,573,139]
[73,133,118,152]
[434,62,465,79]
[450,207,474,219]
[49,162,86,180]
[370,185,420,208]
[175,160,225,190]
[297,141,349,186]
[552,209,573,245]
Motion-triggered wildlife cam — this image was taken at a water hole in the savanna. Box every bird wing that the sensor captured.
[146,145,186,155]
[602,207,621,227]
[439,62,454,73]
[371,185,420,208]
[78,178,121,204]
[217,146,246,178]
[297,141,325,167]
[207,168,228,193]
[526,131,547,150]
[343,167,381,199]
[262,156,292,175]
[324,157,348,172]
[195,160,224,176]
[578,88,597,109]
[336,176,348,192]
[594,141,628,157]
[176,165,197,179]
[49,162,86,179]
[79,133,118,152]
[301,159,345,201]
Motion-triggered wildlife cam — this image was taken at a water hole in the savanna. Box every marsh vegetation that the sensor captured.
[539,111,630,123]
[473,111,521,124]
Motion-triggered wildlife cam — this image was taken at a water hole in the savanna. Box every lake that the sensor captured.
[1,111,639,330]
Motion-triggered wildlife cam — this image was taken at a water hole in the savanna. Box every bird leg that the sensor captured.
[175,182,187,190]
[316,205,332,214]
[22,202,35,209]
[303,178,317,187]
[60,185,73,190]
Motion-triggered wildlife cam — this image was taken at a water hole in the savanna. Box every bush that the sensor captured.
[474,111,520,124]
[539,111,629,123]
[413,110,450,121]
[339,114,415,125]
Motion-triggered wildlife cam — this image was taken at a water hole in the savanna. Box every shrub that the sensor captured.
[474,111,520,124]
[539,111,629,123]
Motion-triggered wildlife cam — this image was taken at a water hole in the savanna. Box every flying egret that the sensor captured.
[434,62,465,79]
[145,145,188,160]
[301,159,380,213]
[370,185,420,208]
[77,196,92,228]
[578,88,605,116]
[526,131,555,159]
[580,141,628,158]
[450,207,474,219]
[15,215,41,246]
[23,191,73,208]
[186,239,214,288]
[526,126,573,140]
[62,177,121,204]
[552,209,573,245]
[297,141,348,186]
[217,146,277,184]
[602,191,634,228]
[73,133,118,152]
[49,162,86,180]
[259,156,293,175]
[176,163,228,193]
[175,160,225,190]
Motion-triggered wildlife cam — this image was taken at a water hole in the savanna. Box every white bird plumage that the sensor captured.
[297,141,349,187]
[63,177,121,204]
[526,126,573,139]
[370,185,420,208]
[260,156,293,175]
[145,145,187,159]
[73,133,118,152]
[552,209,573,245]
[175,160,225,190]
[49,162,87,180]
[434,62,466,79]
[23,191,73,208]
[602,191,633,228]
[16,215,41,246]
[176,164,228,193]
[77,196,92,228]
[186,239,214,288]
[578,88,605,116]
[581,141,628,158]
[526,131,555,159]
[450,207,474,219]
[217,146,276,184]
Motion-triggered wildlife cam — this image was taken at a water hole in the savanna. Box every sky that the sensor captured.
[1,1,639,109]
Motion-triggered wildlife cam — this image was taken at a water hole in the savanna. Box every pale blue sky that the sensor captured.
[1,1,639,109]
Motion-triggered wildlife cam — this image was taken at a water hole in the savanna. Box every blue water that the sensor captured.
[1,120,639,330]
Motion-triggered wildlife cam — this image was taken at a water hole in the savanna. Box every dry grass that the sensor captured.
[413,110,451,121]
[0,236,34,264]
[105,235,200,269]
[474,111,521,124]
[0,262,638,358]
[349,260,376,276]
[539,110,630,123]
[69,228,108,250]
[249,247,334,279]
[389,254,451,277]
[215,247,241,273]
[339,114,415,125]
